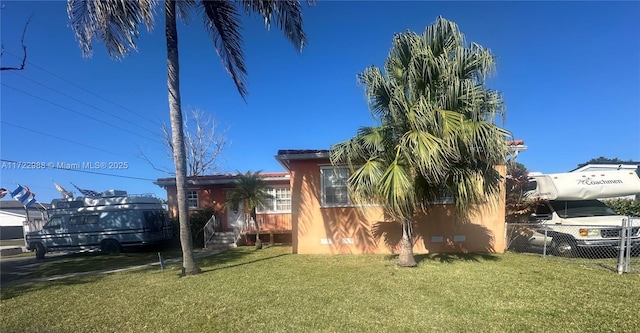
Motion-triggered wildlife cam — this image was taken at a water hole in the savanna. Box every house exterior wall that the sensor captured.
[288,158,506,255]
[254,213,292,231]
[163,178,292,233]
[166,186,178,218]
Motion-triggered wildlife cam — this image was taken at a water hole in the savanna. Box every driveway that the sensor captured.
[1,248,226,288]
[1,252,69,287]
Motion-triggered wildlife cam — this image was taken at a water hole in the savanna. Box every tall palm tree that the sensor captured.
[225,170,273,249]
[67,0,310,275]
[330,17,510,267]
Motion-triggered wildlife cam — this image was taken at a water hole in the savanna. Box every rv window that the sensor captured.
[549,200,617,218]
[85,215,100,224]
[534,203,552,216]
[44,217,63,229]
[144,210,164,231]
[523,180,537,192]
[69,216,84,225]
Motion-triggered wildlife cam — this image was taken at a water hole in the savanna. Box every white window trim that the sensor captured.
[256,186,291,214]
[187,190,199,209]
[320,165,353,208]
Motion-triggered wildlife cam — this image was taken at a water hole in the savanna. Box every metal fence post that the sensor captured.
[617,217,628,275]
[624,216,632,273]
[543,227,548,258]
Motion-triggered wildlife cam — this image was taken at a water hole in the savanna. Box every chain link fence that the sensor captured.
[506,217,640,273]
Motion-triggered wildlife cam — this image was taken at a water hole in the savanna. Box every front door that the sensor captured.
[226,200,245,236]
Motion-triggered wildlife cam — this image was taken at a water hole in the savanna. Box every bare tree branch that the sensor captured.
[1,16,31,71]
[140,108,228,176]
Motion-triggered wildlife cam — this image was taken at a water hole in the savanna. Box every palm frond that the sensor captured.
[379,159,415,220]
[224,170,273,213]
[241,0,309,52]
[399,129,446,180]
[67,0,156,59]
[201,0,248,99]
[176,0,196,22]
[348,158,385,205]
[358,66,392,120]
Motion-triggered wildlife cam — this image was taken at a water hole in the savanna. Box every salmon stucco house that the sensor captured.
[156,148,514,255]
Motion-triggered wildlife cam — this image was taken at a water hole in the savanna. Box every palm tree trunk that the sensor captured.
[165,0,200,275]
[397,219,417,267]
[252,210,262,249]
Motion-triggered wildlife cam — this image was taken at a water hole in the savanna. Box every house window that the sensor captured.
[427,187,455,205]
[257,187,291,213]
[321,166,350,206]
[187,190,199,209]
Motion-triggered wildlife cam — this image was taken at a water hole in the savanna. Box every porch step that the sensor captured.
[205,232,238,250]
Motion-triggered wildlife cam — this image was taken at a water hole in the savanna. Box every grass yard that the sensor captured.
[1,246,638,333]
[0,239,26,247]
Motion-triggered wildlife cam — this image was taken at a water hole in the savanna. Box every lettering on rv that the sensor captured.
[576,178,623,186]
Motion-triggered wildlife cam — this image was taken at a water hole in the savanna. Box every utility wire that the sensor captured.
[1,120,138,160]
[3,50,160,125]
[8,71,160,136]
[2,82,158,142]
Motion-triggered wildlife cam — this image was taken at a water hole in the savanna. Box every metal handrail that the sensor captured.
[203,215,217,247]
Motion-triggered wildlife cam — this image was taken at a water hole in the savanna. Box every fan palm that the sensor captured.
[330,17,510,267]
[225,170,273,249]
[68,0,310,274]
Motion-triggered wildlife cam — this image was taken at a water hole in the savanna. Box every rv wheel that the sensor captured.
[101,240,122,255]
[34,243,46,260]
[551,237,576,257]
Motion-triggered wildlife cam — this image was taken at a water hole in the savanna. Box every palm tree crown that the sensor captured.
[68,0,309,99]
[226,170,273,249]
[330,17,510,266]
[226,170,273,216]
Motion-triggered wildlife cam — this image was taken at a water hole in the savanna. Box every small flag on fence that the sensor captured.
[71,183,103,198]
[11,185,37,207]
[53,181,74,199]
[0,188,10,199]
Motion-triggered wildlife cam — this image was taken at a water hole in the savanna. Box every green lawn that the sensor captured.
[1,246,638,333]
[0,239,26,247]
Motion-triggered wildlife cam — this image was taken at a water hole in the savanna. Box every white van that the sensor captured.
[520,170,640,256]
[25,190,172,259]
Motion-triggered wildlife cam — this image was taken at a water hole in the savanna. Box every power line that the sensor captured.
[0,158,157,181]
[1,120,137,160]
[2,82,159,142]
[3,50,160,125]
[8,71,160,136]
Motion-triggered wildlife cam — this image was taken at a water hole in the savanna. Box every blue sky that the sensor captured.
[1,1,639,204]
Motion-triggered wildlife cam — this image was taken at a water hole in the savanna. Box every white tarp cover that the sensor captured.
[528,170,640,200]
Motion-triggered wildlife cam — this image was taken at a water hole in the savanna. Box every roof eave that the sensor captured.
[155,174,291,187]
[275,152,332,170]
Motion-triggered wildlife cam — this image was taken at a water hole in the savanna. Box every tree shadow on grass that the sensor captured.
[175,245,292,277]
[418,253,501,263]
[384,252,501,264]
[1,274,103,301]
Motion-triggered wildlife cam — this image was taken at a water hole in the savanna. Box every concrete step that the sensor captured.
[205,232,238,249]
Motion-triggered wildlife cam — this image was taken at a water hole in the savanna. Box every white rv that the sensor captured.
[520,170,640,256]
[25,190,173,259]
